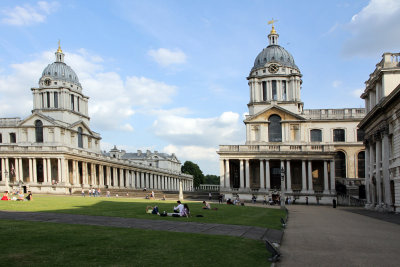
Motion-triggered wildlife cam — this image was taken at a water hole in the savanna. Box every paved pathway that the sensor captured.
[278,205,400,267]
[0,210,282,243]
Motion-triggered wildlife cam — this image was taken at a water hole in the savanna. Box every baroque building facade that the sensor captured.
[359,52,400,212]
[217,25,366,203]
[0,45,193,194]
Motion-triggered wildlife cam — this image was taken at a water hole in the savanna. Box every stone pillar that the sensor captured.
[219,159,225,189]
[28,158,33,183]
[150,173,154,189]
[225,159,230,188]
[240,159,244,190]
[260,160,265,190]
[375,140,382,205]
[82,162,88,186]
[33,158,37,183]
[301,160,307,192]
[141,172,145,189]
[308,160,313,192]
[57,158,62,183]
[265,160,271,191]
[286,160,292,192]
[18,158,23,182]
[382,133,391,208]
[323,160,329,193]
[369,145,375,205]
[365,146,370,204]
[43,158,48,184]
[330,160,335,193]
[245,160,250,189]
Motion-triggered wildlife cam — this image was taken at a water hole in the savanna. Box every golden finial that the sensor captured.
[57,40,63,53]
[268,18,278,34]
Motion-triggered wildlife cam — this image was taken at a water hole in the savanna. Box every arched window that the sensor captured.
[35,120,43,143]
[358,151,365,178]
[335,151,346,178]
[310,129,322,142]
[268,115,282,142]
[78,127,83,148]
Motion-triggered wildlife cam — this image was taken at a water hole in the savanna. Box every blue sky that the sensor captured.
[1,0,399,175]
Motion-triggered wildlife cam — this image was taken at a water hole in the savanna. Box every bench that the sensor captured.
[265,240,281,262]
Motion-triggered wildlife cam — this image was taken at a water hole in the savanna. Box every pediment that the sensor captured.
[68,121,94,135]
[245,106,305,123]
[18,112,59,127]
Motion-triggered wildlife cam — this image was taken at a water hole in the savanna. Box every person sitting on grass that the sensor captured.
[1,191,10,201]
[181,204,190,217]
[25,191,33,201]
[173,200,184,214]
[146,206,153,214]
[226,198,234,205]
[17,191,24,201]
[202,201,211,209]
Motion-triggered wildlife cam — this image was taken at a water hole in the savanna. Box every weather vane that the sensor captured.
[268,18,278,26]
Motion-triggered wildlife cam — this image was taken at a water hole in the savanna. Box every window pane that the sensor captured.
[54,92,58,108]
[35,120,43,143]
[78,127,83,148]
[358,151,365,178]
[310,129,322,142]
[272,80,277,100]
[268,115,282,142]
[10,133,16,143]
[335,151,346,178]
[333,129,345,142]
[282,81,287,100]
[262,81,267,101]
[357,129,364,142]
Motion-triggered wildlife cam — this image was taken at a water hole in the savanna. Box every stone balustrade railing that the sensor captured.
[219,144,335,153]
[302,108,365,120]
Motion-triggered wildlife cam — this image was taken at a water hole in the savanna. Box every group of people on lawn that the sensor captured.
[1,190,32,201]
[81,188,101,197]
[146,200,214,218]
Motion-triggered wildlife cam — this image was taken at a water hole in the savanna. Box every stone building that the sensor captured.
[217,25,366,203]
[0,45,193,194]
[358,52,400,212]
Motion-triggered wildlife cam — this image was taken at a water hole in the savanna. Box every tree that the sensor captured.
[204,174,219,185]
[181,161,204,187]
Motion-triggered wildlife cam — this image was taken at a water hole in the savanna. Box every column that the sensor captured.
[141,172,145,189]
[260,160,265,190]
[219,160,225,189]
[99,166,104,187]
[47,158,52,183]
[33,158,37,183]
[240,160,244,190]
[286,160,292,192]
[43,158,48,184]
[83,162,88,186]
[265,160,271,190]
[28,158,33,183]
[106,166,111,187]
[382,133,391,207]
[330,160,335,193]
[150,173,153,189]
[225,159,230,188]
[18,158,23,182]
[280,160,285,191]
[120,169,124,188]
[369,145,375,205]
[323,160,329,193]
[308,160,313,192]
[375,140,382,205]
[57,158,62,183]
[245,160,250,189]
[365,146,370,204]
[301,160,307,192]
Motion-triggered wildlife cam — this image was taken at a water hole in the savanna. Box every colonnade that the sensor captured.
[0,156,193,192]
[220,158,335,194]
[365,128,391,209]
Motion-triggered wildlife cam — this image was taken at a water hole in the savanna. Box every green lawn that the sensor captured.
[0,195,285,230]
[0,220,271,267]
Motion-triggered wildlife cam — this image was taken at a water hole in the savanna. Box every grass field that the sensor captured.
[0,195,285,229]
[0,195,283,266]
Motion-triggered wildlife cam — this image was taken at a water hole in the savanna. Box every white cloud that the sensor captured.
[342,0,400,57]
[1,1,58,26]
[351,88,364,98]
[0,48,177,132]
[332,80,342,88]
[163,144,218,161]
[148,48,187,67]
[153,111,244,147]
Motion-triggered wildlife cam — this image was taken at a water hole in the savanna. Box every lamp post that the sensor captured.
[280,166,285,208]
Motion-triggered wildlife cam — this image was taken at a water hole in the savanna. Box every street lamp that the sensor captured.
[280,166,285,208]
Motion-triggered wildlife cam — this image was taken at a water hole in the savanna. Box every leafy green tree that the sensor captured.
[181,161,204,187]
[204,174,219,185]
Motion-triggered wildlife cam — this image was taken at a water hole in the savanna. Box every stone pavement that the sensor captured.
[278,205,400,267]
[0,210,282,243]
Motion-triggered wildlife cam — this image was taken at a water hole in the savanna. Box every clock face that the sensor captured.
[268,64,279,74]
[44,79,51,86]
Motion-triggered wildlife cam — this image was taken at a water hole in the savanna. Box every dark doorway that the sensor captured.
[229,160,240,189]
[37,159,44,183]
[270,160,281,190]
[290,161,302,191]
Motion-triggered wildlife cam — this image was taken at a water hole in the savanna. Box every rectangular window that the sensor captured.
[282,81,287,100]
[47,92,50,108]
[41,93,44,108]
[71,95,74,111]
[10,133,16,143]
[54,92,58,108]
[262,81,267,101]
[310,129,322,142]
[77,97,80,112]
[0,133,2,143]
[272,80,277,100]
[333,129,345,142]
[357,129,364,142]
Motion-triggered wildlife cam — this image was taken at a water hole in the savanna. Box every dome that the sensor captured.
[41,62,81,87]
[252,44,299,71]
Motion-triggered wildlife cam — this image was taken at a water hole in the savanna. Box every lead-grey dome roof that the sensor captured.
[41,61,81,87]
[252,44,299,71]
